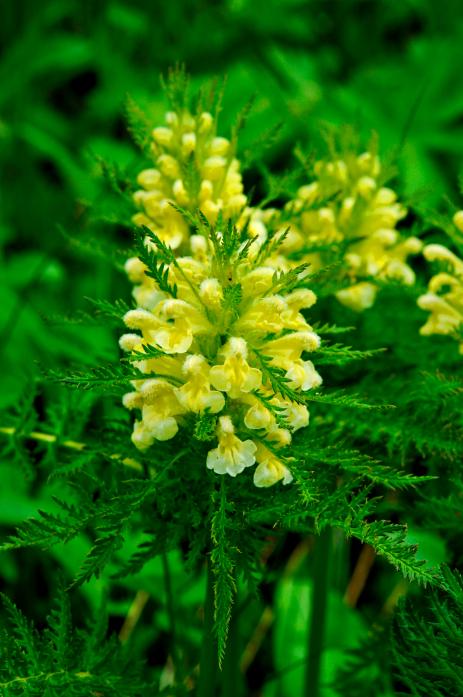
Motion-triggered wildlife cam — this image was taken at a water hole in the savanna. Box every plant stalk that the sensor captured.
[305,527,332,697]
[198,560,218,697]
[221,601,242,697]
[162,551,181,678]
[0,426,145,473]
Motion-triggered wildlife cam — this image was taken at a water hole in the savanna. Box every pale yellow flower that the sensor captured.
[209,338,262,399]
[175,354,225,413]
[418,218,463,353]
[206,416,257,477]
[253,442,293,487]
[132,109,247,252]
[273,145,421,310]
[120,227,323,486]
[123,380,185,448]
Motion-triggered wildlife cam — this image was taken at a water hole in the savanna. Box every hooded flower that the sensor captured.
[123,379,186,448]
[132,109,247,252]
[206,416,257,477]
[418,211,463,353]
[266,144,422,310]
[253,442,293,488]
[120,225,323,487]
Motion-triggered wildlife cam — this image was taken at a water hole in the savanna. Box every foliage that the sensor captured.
[0,587,149,696]
[392,568,463,697]
[1,2,463,696]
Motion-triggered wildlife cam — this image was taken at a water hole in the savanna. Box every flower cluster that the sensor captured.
[121,229,322,487]
[132,109,247,251]
[280,147,422,311]
[122,104,426,487]
[418,211,463,353]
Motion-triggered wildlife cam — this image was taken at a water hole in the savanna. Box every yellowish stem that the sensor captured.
[0,426,145,474]
[344,544,376,608]
[119,590,150,643]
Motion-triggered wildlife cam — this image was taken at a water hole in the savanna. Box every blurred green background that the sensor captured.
[1,1,463,693]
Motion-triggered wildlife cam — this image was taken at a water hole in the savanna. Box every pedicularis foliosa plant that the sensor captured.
[1,67,463,697]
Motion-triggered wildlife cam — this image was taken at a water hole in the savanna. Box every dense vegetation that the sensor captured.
[1,2,463,696]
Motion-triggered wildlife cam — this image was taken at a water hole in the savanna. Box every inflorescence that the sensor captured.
[121,219,321,487]
[280,145,423,311]
[120,101,460,487]
[418,211,463,353]
[132,110,246,251]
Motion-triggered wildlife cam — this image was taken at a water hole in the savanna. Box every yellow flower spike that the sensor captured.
[418,236,463,352]
[242,394,309,435]
[134,284,167,312]
[418,293,462,336]
[172,179,190,206]
[172,258,209,296]
[119,331,185,378]
[132,108,247,253]
[206,416,257,476]
[175,355,225,414]
[374,187,398,206]
[122,219,324,484]
[260,333,322,392]
[199,179,214,202]
[190,234,209,262]
[202,156,227,181]
[429,273,463,295]
[201,199,220,220]
[278,143,419,310]
[209,337,262,398]
[140,298,212,354]
[247,215,268,248]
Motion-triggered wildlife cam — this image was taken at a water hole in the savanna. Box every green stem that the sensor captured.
[332,528,349,595]
[305,527,332,697]
[162,551,181,678]
[221,601,242,697]
[198,560,218,697]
